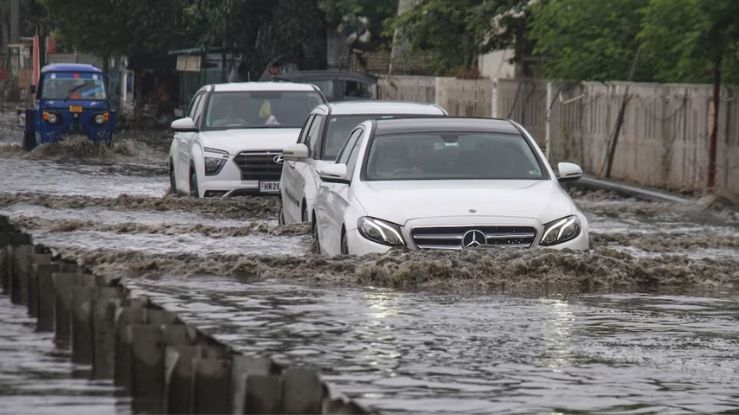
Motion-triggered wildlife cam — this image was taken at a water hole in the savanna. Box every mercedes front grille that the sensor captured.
[411,226,537,249]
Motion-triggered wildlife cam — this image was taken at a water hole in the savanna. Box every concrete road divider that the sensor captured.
[0,215,371,415]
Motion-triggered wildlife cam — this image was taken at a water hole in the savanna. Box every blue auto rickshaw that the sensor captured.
[22,63,117,150]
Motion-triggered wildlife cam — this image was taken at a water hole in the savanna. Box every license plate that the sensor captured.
[259,181,280,193]
[69,105,83,113]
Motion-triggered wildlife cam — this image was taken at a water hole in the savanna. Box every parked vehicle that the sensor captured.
[273,70,377,102]
[168,82,326,197]
[312,118,589,256]
[279,101,447,225]
[21,63,117,150]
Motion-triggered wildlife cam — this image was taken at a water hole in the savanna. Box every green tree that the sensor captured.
[391,0,531,74]
[529,0,650,81]
[640,0,739,84]
[319,0,398,48]
[40,0,194,56]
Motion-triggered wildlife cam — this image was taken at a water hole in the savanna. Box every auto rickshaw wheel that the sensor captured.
[22,132,36,151]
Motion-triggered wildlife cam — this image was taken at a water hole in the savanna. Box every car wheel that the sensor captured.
[340,229,349,255]
[169,160,177,195]
[22,132,36,151]
[311,218,321,254]
[189,168,199,198]
[301,202,308,223]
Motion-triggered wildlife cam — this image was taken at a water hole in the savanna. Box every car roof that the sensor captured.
[313,101,446,116]
[208,82,319,93]
[41,63,102,73]
[373,117,519,135]
[274,70,377,83]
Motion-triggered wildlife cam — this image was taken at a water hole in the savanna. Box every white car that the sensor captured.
[169,82,326,197]
[311,118,589,256]
[279,101,447,225]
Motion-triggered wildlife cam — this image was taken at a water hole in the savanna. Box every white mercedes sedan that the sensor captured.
[312,118,589,256]
[169,82,326,197]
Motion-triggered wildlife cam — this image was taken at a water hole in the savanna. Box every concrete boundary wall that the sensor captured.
[0,216,369,415]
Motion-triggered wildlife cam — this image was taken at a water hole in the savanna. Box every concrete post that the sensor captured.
[129,324,166,413]
[91,288,125,379]
[232,356,275,415]
[35,262,78,332]
[282,368,324,414]
[164,345,199,414]
[27,253,52,317]
[71,285,96,364]
[114,305,147,392]
[245,375,283,414]
[10,244,32,304]
[1,233,30,295]
[53,272,88,348]
[192,357,232,414]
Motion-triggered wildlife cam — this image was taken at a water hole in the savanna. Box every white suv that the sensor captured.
[279,101,447,224]
[169,82,326,197]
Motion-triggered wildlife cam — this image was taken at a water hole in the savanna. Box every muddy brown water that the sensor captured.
[1,128,738,413]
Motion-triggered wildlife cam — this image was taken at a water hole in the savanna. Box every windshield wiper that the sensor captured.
[64,84,87,101]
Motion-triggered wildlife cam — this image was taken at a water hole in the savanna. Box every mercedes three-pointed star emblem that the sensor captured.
[461,229,486,248]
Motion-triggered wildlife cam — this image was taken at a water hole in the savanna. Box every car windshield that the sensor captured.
[40,72,106,100]
[204,91,324,129]
[323,114,439,160]
[364,132,545,180]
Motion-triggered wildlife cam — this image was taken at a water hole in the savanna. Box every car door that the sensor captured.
[320,127,364,254]
[282,115,315,224]
[297,114,325,222]
[176,92,204,190]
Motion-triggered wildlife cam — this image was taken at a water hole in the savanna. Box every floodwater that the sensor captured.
[1,114,738,414]
[0,297,127,414]
[129,277,739,414]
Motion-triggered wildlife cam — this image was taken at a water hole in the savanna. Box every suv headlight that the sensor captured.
[540,215,581,246]
[357,217,405,246]
[203,147,229,176]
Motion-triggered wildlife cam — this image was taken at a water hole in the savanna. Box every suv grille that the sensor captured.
[411,226,537,250]
[233,151,282,181]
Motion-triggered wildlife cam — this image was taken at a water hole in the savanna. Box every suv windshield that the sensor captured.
[323,114,439,160]
[205,91,324,129]
[365,132,545,181]
[41,72,106,100]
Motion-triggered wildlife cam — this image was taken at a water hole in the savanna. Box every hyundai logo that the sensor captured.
[272,155,284,164]
[461,229,486,248]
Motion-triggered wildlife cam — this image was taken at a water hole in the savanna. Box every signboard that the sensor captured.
[176,55,201,72]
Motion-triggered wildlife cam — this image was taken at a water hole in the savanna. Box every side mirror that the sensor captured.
[317,163,350,184]
[171,117,197,132]
[557,162,583,182]
[282,143,309,161]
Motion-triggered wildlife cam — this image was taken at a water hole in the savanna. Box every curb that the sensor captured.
[572,175,693,204]
[0,215,370,415]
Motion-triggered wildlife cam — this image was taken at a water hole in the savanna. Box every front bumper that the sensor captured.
[199,156,281,197]
[345,215,590,255]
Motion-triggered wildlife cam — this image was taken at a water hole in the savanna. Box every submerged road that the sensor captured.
[1,112,738,413]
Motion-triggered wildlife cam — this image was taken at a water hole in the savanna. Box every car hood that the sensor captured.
[199,128,300,154]
[355,180,575,226]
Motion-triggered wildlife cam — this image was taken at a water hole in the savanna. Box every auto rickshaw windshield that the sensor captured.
[40,72,107,100]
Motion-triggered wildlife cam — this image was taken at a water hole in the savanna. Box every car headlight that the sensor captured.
[203,147,229,176]
[94,112,109,125]
[357,217,405,246]
[540,215,581,246]
[42,111,59,124]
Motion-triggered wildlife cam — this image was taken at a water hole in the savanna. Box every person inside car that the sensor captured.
[259,100,280,125]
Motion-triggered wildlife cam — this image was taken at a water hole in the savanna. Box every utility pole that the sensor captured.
[707,53,721,190]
